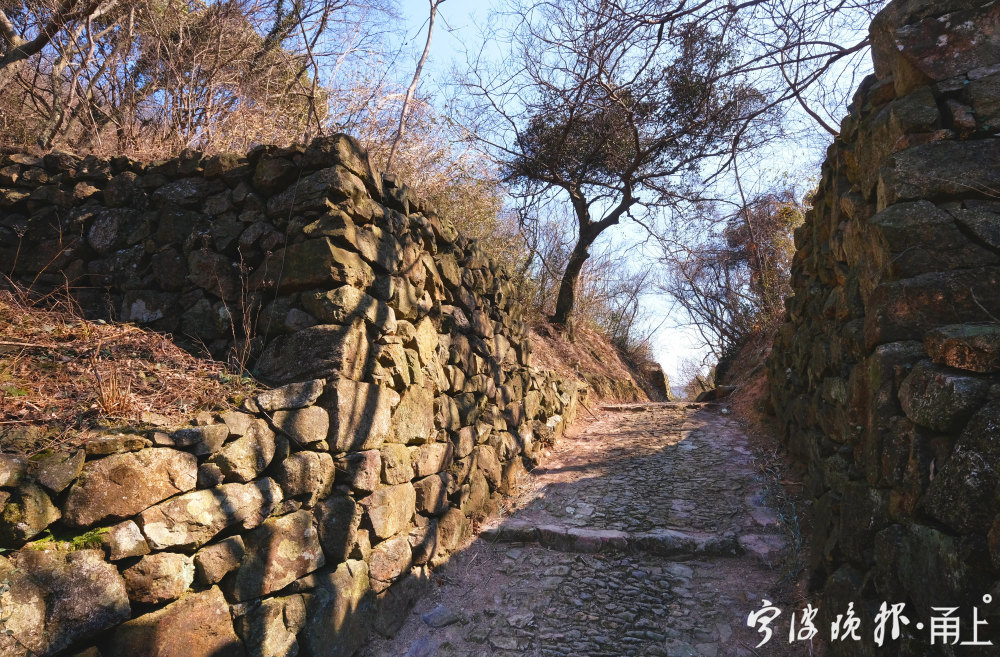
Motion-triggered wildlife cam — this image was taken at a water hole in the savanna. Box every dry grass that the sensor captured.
[0,286,257,455]
[528,321,661,403]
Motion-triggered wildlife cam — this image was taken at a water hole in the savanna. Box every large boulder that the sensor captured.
[139,478,283,550]
[62,448,198,527]
[250,238,374,294]
[298,560,374,657]
[359,483,415,540]
[319,378,398,452]
[898,360,990,432]
[255,323,369,385]
[106,586,244,657]
[0,549,129,656]
[227,510,325,601]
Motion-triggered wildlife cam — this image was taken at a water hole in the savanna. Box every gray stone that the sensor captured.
[139,478,283,550]
[256,322,370,385]
[33,449,85,493]
[298,559,373,657]
[276,451,336,504]
[234,594,307,657]
[898,360,991,431]
[122,552,195,604]
[84,434,151,456]
[0,549,129,656]
[194,535,246,586]
[0,482,60,545]
[925,324,1000,373]
[251,237,375,293]
[208,418,277,482]
[271,406,330,447]
[0,454,27,487]
[255,379,326,411]
[380,444,415,484]
[360,483,416,540]
[106,586,243,657]
[63,448,198,527]
[170,424,230,455]
[422,604,460,628]
[102,520,151,560]
[302,286,394,329]
[316,495,363,563]
[320,377,398,452]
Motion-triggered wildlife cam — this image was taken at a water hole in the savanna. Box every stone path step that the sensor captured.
[481,520,742,558]
[363,404,801,657]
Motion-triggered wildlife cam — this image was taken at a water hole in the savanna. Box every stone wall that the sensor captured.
[769,0,1000,653]
[0,135,584,657]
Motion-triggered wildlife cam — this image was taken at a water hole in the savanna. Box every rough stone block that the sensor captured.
[139,478,283,550]
[334,450,381,494]
[227,509,325,601]
[270,406,330,447]
[106,586,243,657]
[298,559,373,657]
[320,377,398,452]
[122,552,195,605]
[359,483,415,540]
[0,549,130,657]
[208,418,277,482]
[62,448,197,527]
[194,535,246,586]
[315,495,363,564]
[256,322,370,385]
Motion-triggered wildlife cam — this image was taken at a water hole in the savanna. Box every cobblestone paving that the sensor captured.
[363,403,801,657]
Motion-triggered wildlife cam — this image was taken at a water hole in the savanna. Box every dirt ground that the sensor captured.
[362,402,814,657]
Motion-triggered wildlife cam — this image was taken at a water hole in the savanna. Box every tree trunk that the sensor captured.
[552,239,592,327]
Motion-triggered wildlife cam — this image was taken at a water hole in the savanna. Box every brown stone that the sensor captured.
[106,586,244,657]
[380,443,415,484]
[413,474,451,516]
[925,324,1000,373]
[359,483,415,540]
[320,377,398,452]
[139,478,283,550]
[194,535,246,586]
[315,495,363,564]
[123,552,195,604]
[368,534,412,591]
[276,451,336,504]
[410,442,454,477]
[256,323,370,385]
[63,448,197,527]
[228,509,325,601]
[390,383,435,445]
[0,549,130,656]
[334,450,381,493]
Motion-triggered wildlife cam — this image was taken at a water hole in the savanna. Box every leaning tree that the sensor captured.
[464,0,775,328]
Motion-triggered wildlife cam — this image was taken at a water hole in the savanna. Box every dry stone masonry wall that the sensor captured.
[0,135,584,657]
[769,0,1000,654]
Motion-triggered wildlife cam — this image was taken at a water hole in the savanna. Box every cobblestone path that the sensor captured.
[363,403,802,657]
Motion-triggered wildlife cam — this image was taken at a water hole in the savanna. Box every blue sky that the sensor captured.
[392,0,850,387]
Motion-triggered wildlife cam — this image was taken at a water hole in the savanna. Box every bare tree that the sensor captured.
[465,0,775,329]
[386,0,446,173]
